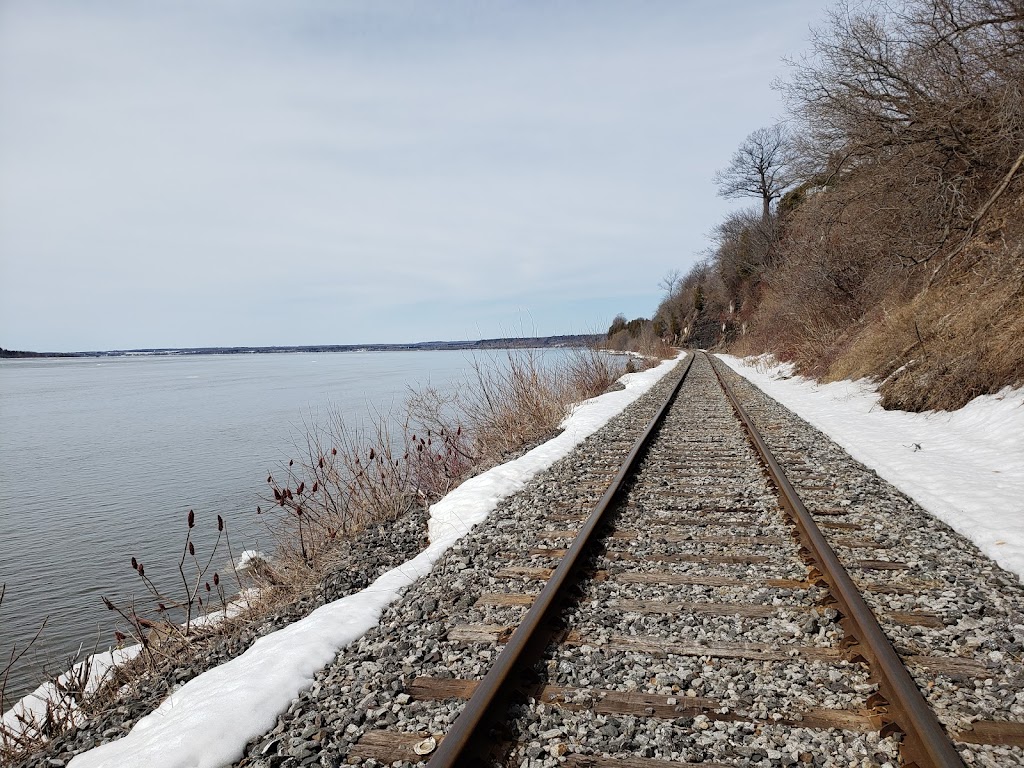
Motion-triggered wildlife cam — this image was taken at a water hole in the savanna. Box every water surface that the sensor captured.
[0,350,492,703]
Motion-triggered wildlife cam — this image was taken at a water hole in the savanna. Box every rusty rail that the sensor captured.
[425,353,696,766]
[706,351,965,768]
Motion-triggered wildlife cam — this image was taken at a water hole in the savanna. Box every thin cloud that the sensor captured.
[0,0,828,349]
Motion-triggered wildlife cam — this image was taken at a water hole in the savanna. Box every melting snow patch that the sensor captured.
[718,353,1024,583]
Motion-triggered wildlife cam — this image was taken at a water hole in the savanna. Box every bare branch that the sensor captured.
[714,124,794,221]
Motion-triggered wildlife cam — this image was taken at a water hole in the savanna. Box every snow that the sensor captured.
[61,353,686,768]
[233,549,268,571]
[2,588,260,744]
[2,645,143,740]
[718,354,1024,583]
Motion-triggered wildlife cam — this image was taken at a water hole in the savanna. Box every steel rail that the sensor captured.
[706,351,965,768]
[426,352,696,767]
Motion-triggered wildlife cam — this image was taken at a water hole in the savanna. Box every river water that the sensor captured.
[0,350,509,703]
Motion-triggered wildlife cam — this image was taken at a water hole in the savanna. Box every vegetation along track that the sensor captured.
[238,353,1024,768]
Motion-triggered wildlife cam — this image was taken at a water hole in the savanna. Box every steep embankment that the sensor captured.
[822,192,1024,411]
[646,0,1024,412]
[656,185,1024,412]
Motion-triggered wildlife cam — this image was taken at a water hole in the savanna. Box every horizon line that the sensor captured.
[0,333,604,359]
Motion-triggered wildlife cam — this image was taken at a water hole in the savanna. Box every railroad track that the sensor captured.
[240,352,1024,768]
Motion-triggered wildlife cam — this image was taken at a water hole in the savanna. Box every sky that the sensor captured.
[0,1,830,351]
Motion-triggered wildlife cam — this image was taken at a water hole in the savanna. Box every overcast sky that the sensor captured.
[0,1,829,351]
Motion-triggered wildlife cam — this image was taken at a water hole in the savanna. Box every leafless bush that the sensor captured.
[420,348,625,468]
[1,586,42,717]
[1,584,49,759]
[460,350,569,457]
[1,585,105,762]
[98,508,248,667]
[255,410,414,588]
[562,347,630,392]
[256,347,626,582]
[782,0,1024,272]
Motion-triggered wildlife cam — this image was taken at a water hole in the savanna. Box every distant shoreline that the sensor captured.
[0,334,601,359]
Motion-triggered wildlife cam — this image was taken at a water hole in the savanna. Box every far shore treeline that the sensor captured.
[0,335,602,360]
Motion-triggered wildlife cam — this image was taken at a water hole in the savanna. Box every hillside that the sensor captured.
[616,0,1024,412]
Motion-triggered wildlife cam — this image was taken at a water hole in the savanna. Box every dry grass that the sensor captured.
[825,195,1024,411]
[258,412,413,589]
[828,269,1024,411]
[459,348,624,461]
[727,190,1024,412]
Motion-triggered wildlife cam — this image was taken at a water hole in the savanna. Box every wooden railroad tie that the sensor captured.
[476,593,945,628]
[533,528,889,552]
[392,681,1024,747]
[445,623,992,680]
[521,548,777,566]
[494,565,810,590]
[562,756,734,768]
[349,676,890,762]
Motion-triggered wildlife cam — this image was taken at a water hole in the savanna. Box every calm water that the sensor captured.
[0,350,500,703]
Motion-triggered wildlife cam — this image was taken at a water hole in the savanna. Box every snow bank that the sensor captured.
[67,353,685,768]
[2,645,143,740]
[718,354,1024,583]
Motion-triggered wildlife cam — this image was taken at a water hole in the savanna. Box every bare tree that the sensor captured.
[712,207,778,287]
[658,269,682,298]
[714,124,793,221]
[780,0,1024,269]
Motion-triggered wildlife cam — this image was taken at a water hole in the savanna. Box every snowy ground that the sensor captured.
[0,645,143,743]
[719,354,1024,584]
[57,354,686,768]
